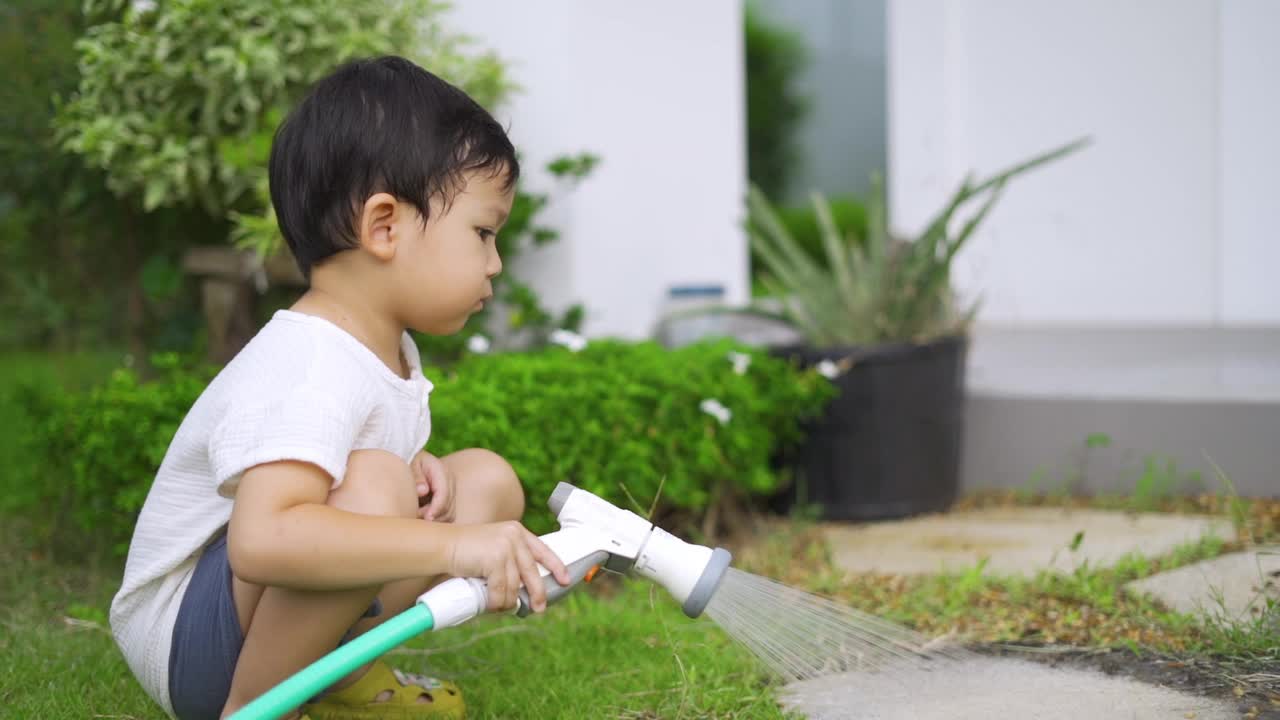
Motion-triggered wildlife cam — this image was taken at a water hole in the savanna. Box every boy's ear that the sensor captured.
[358,193,400,262]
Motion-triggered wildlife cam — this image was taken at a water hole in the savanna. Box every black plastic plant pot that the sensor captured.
[771,334,968,521]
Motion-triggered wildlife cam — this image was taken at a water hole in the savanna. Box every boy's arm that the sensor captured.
[226,460,568,609]
[227,459,455,589]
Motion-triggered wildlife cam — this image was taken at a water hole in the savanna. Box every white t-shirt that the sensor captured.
[109,310,434,716]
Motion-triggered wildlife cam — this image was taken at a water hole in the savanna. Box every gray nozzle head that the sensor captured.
[548,482,576,517]
[681,547,732,618]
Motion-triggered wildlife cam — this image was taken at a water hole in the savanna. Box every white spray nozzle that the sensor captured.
[547,482,732,617]
[418,482,733,626]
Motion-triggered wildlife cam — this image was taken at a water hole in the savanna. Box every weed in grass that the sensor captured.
[1009,434,1236,518]
[1191,549,1280,666]
[1128,455,1204,513]
[1016,466,1049,504]
[1204,452,1259,545]
[1014,433,1114,503]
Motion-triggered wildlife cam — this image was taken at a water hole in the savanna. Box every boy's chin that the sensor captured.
[411,315,471,337]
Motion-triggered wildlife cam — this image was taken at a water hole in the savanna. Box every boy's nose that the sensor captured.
[486,247,503,278]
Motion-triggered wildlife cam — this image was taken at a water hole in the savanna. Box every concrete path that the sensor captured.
[788,509,1257,719]
[822,507,1232,577]
[1126,547,1280,620]
[778,657,1239,719]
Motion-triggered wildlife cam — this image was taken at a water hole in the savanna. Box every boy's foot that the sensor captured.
[303,660,464,719]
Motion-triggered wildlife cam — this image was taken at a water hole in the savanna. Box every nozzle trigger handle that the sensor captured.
[516,550,610,617]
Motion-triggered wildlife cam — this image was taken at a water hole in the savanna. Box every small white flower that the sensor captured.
[466,334,491,354]
[727,351,752,375]
[131,0,157,12]
[815,359,840,379]
[549,329,587,352]
[700,398,732,425]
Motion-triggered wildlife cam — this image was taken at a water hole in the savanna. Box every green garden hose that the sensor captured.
[228,603,435,720]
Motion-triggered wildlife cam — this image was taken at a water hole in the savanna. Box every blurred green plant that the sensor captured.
[0,0,145,350]
[752,195,869,294]
[57,0,510,217]
[10,340,833,554]
[744,3,810,200]
[1127,456,1204,513]
[747,139,1089,347]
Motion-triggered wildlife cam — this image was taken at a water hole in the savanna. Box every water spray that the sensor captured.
[229,482,733,720]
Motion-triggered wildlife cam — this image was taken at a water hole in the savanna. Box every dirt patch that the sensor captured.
[980,644,1280,719]
[914,534,1022,551]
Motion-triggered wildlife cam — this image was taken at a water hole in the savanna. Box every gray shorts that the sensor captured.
[168,532,381,720]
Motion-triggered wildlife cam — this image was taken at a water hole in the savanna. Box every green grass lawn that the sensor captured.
[4,512,1277,719]
[0,520,792,719]
[399,580,787,719]
[6,508,1275,719]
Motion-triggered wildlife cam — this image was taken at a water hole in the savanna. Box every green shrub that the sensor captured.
[13,342,833,553]
[427,339,835,532]
[7,354,214,556]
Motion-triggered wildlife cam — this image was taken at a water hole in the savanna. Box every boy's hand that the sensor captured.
[446,521,572,613]
[412,451,455,522]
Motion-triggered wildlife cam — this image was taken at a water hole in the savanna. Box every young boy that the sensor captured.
[109,56,571,720]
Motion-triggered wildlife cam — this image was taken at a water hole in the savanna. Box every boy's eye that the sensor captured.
[476,228,496,242]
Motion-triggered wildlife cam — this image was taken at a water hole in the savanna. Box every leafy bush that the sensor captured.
[6,354,214,555]
[427,340,835,532]
[58,0,508,216]
[11,342,833,553]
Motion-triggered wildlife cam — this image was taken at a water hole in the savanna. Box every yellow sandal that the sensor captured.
[303,659,465,719]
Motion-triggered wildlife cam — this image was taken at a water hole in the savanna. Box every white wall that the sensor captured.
[888,0,1280,327]
[444,1,749,339]
[1220,0,1280,325]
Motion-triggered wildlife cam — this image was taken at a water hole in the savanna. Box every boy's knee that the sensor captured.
[455,448,525,522]
[330,449,418,519]
[487,452,525,521]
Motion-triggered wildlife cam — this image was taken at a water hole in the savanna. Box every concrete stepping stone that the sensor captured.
[779,656,1239,719]
[1126,548,1280,620]
[822,507,1232,577]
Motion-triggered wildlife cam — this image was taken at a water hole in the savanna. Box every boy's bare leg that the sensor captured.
[220,449,421,717]
[219,448,526,717]
[346,448,526,638]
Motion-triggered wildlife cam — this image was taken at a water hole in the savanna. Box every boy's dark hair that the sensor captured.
[269,55,519,277]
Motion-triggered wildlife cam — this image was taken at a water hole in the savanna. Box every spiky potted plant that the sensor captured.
[749,139,1088,520]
